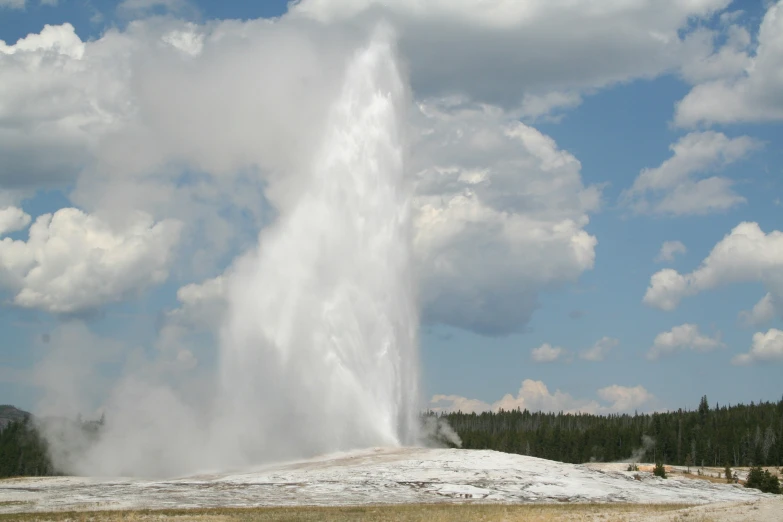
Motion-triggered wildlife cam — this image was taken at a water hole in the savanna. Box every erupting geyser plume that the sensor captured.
[38,27,421,477]
[214,27,420,465]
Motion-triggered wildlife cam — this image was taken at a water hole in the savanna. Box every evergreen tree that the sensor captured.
[0,419,55,477]
[745,466,781,494]
[436,396,783,467]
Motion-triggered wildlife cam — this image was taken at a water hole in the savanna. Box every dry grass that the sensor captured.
[678,473,734,485]
[0,503,696,522]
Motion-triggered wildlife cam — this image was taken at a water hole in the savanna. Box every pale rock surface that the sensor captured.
[0,448,775,514]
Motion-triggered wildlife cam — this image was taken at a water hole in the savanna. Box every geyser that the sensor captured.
[39,27,420,477]
[214,26,420,465]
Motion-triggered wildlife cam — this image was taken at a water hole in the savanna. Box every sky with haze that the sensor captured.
[1,0,782,417]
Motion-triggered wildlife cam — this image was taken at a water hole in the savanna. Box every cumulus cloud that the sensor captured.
[155,275,227,359]
[596,385,654,412]
[580,337,619,362]
[732,328,783,365]
[656,241,687,263]
[679,23,752,85]
[163,93,604,336]
[739,293,778,327]
[412,99,598,334]
[530,343,567,363]
[0,18,350,280]
[2,2,759,337]
[293,0,731,111]
[644,222,783,314]
[0,208,182,314]
[647,323,724,360]
[0,23,133,193]
[0,6,740,335]
[430,379,655,414]
[428,394,492,415]
[0,207,31,236]
[676,1,783,126]
[621,132,761,216]
[169,276,227,329]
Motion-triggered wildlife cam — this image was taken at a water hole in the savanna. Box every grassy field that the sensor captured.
[0,503,696,522]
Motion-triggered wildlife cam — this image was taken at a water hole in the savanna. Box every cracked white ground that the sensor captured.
[0,447,777,514]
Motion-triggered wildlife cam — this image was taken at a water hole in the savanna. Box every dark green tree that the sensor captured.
[0,419,55,477]
[745,466,781,494]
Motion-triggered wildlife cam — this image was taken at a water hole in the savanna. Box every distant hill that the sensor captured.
[0,405,31,431]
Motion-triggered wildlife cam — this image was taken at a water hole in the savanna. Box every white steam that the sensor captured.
[39,27,421,477]
[211,25,420,466]
[420,416,463,448]
[622,435,656,464]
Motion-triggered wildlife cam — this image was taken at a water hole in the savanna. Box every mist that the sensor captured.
[37,24,421,477]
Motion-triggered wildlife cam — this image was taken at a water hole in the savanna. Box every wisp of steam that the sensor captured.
[40,27,421,477]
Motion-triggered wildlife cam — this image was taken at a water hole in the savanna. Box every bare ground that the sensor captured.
[0,498,780,522]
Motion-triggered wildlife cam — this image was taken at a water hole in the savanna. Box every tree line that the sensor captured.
[0,418,56,477]
[2,395,782,478]
[434,395,783,468]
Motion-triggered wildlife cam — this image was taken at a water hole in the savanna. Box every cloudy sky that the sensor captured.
[1,0,782,417]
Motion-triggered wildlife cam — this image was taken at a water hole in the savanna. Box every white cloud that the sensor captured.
[580,337,619,362]
[430,379,655,414]
[530,343,567,363]
[732,328,783,365]
[621,131,761,216]
[0,21,601,333]
[739,293,778,327]
[644,222,783,314]
[0,9,740,334]
[156,275,227,358]
[412,99,599,334]
[429,394,491,414]
[0,207,31,236]
[0,19,344,280]
[0,24,131,194]
[0,208,182,314]
[6,9,751,336]
[656,241,687,262]
[679,24,752,85]
[676,1,783,126]
[647,323,724,360]
[518,91,582,122]
[171,276,227,328]
[0,0,25,8]
[293,0,731,112]
[596,385,655,412]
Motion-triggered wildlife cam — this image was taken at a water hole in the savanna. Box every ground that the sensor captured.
[0,448,779,520]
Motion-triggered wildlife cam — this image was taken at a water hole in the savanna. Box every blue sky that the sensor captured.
[1,0,782,418]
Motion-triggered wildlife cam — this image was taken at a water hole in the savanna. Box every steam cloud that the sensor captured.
[625,435,656,463]
[38,26,421,477]
[420,416,463,448]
